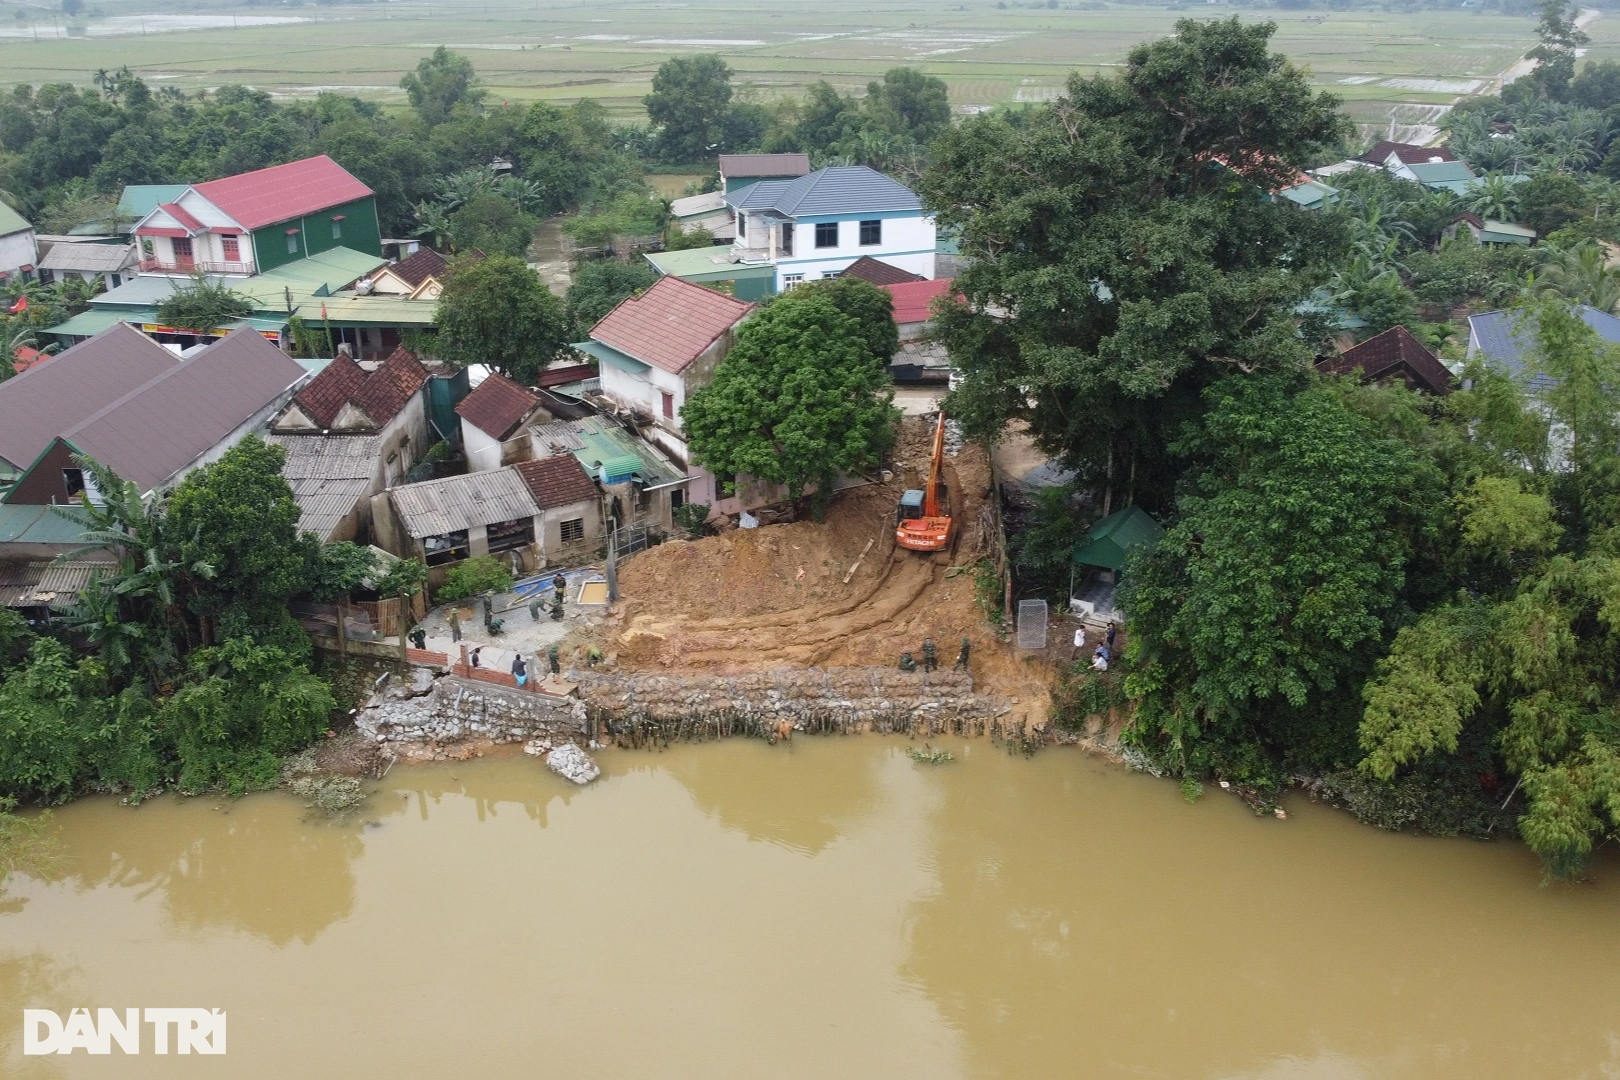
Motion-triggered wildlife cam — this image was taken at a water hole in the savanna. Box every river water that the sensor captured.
[3,738,1618,1078]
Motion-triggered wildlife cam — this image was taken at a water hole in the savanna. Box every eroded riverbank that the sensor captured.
[3,738,1619,1078]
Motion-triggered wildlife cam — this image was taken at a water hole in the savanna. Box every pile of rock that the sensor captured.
[544,743,601,785]
[355,675,586,747]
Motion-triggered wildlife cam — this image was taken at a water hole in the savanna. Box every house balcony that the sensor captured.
[138,258,254,276]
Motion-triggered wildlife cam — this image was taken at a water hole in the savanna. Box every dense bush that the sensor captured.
[436,555,514,602]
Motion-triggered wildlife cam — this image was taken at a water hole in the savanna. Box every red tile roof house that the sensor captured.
[1316,325,1454,397]
[455,371,551,473]
[129,154,381,277]
[266,346,433,541]
[572,275,753,502]
[513,454,606,564]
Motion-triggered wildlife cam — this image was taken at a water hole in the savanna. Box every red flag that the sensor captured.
[6,295,24,314]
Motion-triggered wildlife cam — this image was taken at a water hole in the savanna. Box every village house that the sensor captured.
[512,454,605,565]
[456,373,551,472]
[130,154,381,277]
[1,328,308,507]
[529,415,687,536]
[0,323,180,495]
[1443,212,1536,247]
[0,200,38,284]
[1467,305,1620,400]
[1316,325,1453,396]
[266,345,433,541]
[572,274,753,483]
[723,165,937,292]
[363,247,454,301]
[35,239,137,290]
[371,457,602,583]
[719,152,811,193]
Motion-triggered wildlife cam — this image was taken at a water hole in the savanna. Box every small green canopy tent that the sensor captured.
[1071,506,1163,573]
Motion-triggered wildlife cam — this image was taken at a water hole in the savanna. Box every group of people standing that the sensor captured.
[1074,622,1118,670]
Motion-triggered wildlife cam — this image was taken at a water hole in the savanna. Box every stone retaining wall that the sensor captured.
[356,676,587,746]
[575,667,1011,744]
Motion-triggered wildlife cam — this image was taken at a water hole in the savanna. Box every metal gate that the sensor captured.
[1016,600,1048,650]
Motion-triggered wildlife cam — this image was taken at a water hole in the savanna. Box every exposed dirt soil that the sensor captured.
[599,417,1055,728]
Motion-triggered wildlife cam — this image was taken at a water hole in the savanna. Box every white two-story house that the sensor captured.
[723,165,936,292]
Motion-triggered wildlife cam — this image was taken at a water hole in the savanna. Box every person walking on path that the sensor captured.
[448,606,461,643]
[529,595,543,622]
[409,626,427,651]
[921,637,938,673]
[512,653,528,688]
[471,647,483,669]
[953,636,971,673]
[1071,625,1085,662]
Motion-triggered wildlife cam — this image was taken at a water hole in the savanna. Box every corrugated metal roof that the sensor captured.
[284,476,372,539]
[40,309,134,338]
[267,433,380,479]
[725,166,922,218]
[38,242,136,273]
[531,416,684,487]
[0,200,30,238]
[192,155,373,231]
[301,294,439,327]
[388,467,538,539]
[0,503,93,545]
[644,247,775,283]
[0,323,179,472]
[0,559,112,608]
[117,184,189,221]
[62,328,309,493]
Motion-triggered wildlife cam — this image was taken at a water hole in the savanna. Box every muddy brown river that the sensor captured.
[3,738,1618,1078]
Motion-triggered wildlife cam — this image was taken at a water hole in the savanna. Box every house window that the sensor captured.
[780,222,793,256]
[487,517,535,554]
[661,391,674,419]
[671,488,685,511]
[331,217,343,240]
[783,274,804,289]
[815,222,839,249]
[171,237,193,268]
[62,469,84,499]
[559,518,585,543]
[423,529,470,567]
[221,235,240,262]
[859,219,882,245]
[286,230,300,255]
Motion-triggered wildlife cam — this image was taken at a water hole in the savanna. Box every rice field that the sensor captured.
[0,0,1609,138]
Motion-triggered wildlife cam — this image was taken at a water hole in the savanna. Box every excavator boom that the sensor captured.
[895,412,956,553]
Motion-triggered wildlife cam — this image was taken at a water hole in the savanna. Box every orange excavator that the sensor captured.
[896,411,955,552]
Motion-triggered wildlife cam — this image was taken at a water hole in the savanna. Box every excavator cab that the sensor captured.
[897,489,925,524]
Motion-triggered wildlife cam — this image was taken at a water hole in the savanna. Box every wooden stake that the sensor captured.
[843,537,877,583]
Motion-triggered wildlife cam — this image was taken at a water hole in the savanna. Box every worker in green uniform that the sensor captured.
[898,652,917,672]
[921,637,937,673]
[953,636,971,673]
[547,643,561,676]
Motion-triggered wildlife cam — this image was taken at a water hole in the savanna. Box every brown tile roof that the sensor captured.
[288,347,428,431]
[718,153,811,179]
[386,247,448,289]
[842,255,925,286]
[1317,325,1454,396]
[0,323,180,474]
[588,275,753,376]
[514,454,598,510]
[352,347,429,425]
[455,372,542,440]
[537,363,597,389]
[61,328,309,493]
[291,353,368,428]
[1359,140,1457,166]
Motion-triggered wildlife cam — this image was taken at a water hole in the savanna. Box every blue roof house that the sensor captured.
[1465,305,1620,396]
[722,166,937,293]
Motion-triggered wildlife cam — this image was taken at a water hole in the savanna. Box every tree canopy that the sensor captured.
[645,54,734,163]
[683,291,899,508]
[434,254,570,384]
[920,17,1346,510]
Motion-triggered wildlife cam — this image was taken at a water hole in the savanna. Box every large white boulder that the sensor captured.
[546,742,600,785]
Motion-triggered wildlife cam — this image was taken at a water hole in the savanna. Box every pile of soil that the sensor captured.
[606,417,1052,727]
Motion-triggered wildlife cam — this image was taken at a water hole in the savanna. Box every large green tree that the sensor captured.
[919,18,1346,510]
[864,68,951,144]
[644,54,733,163]
[683,291,898,508]
[1122,376,1438,781]
[400,46,486,126]
[434,254,570,384]
[565,259,657,333]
